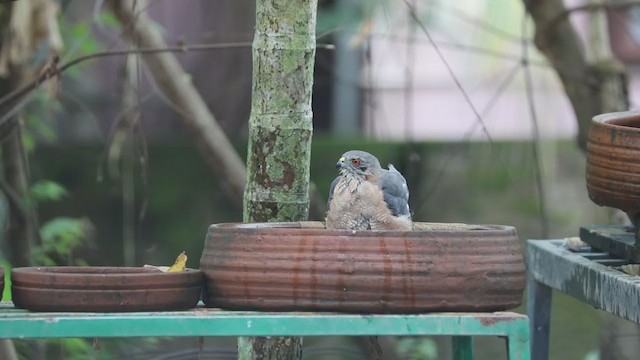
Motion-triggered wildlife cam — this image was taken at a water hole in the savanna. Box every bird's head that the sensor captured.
[336,150,381,178]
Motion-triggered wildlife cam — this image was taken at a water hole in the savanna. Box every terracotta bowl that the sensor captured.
[11,267,203,312]
[199,221,525,313]
[586,111,640,221]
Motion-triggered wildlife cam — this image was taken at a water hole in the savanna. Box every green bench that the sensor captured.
[0,303,529,359]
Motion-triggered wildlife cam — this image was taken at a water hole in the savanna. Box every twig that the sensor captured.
[403,0,528,208]
[0,42,335,119]
[435,1,524,43]
[522,8,550,239]
[417,63,522,208]
[544,1,640,43]
[402,0,494,142]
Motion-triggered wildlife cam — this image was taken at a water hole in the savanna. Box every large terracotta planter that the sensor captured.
[12,267,203,312]
[199,221,525,313]
[586,111,640,224]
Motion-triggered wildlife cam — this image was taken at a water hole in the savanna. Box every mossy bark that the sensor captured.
[240,0,317,359]
[243,0,317,224]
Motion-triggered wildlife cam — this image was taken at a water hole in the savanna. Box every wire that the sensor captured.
[521,6,550,239]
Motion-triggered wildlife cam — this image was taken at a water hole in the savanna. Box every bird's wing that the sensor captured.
[327,176,340,206]
[379,164,410,217]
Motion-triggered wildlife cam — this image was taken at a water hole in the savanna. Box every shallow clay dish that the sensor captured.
[200,221,525,313]
[586,111,640,222]
[11,267,203,312]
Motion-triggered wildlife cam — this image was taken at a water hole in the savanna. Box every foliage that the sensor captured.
[6,6,159,360]
[53,338,93,359]
[32,216,92,266]
[31,180,68,201]
[15,336,163,360]
[57,12,115,77]
[18,8,108,267]
[21,91,62,152]
[0,259,10,301]
[396,338,439,360]
[29,178,92,266]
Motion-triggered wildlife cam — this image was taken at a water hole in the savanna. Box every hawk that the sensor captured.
[324,150,412,359]
[326,150,412,231]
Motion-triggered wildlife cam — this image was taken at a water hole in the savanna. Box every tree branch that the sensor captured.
[524,0,628,150]
[107,0,248,206]
[0,42,334,122]
[545,0,640,37]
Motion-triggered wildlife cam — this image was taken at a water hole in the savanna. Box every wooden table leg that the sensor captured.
[452,336,473,360]
[527,271,552,360]
[507,332,532,360]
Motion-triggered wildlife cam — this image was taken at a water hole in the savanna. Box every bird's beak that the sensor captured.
[336,157,346,170]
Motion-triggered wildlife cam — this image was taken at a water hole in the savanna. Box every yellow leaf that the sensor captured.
[167,251,187,272]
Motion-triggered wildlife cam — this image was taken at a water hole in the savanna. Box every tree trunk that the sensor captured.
[2,120,36,268]
[0,70,34,269]
[240,0,317,359]
[523,0,628,151]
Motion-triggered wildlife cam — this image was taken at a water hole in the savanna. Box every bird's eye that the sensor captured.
[351,159,360,166]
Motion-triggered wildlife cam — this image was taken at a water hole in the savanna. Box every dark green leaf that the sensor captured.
[31,180,69,202]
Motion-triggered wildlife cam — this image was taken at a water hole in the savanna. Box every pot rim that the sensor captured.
[11,266,202,278]
[593,110,640,130]
[208,221,517,236]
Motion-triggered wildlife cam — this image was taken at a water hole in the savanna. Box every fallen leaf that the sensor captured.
[167,251,187,272]
[142,264,169,272]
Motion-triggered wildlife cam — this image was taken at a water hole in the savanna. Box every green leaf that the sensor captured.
[31,180,68,202]
[396,337,439,360]
[0,260,11,301]
[98,12,120,29]
[70,23,101,54]
[40,217,86,245]
[45,338,92,358]
[21,132,35,153]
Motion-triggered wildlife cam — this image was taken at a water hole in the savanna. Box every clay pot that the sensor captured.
[199,221,525,313]
[586,111,640,220]
[11,267,203,312]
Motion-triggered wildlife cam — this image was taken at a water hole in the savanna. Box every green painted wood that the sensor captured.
[0,303,528,340]
[528,240,640,324]
[580,225,640,262]
[508,334,531,360]
[0,303,530,359]
[452,336,473,360]
[527,265,552,360]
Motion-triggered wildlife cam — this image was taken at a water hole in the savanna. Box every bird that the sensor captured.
[324,150,412,360]
[325,150,412,231]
